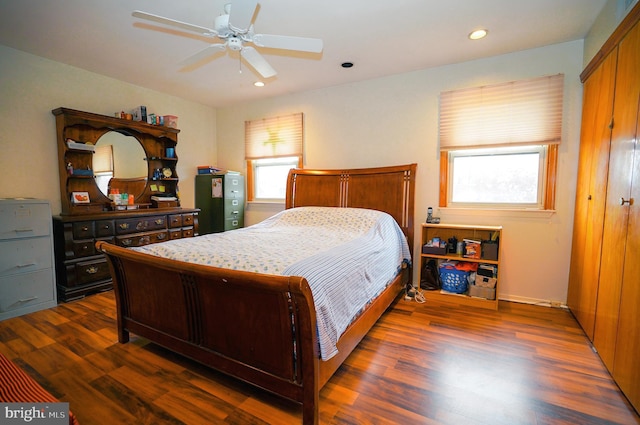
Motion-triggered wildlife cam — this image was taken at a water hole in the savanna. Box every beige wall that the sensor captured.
[0,38,591,306]
[0,45,217,214]
[217,40,585,306]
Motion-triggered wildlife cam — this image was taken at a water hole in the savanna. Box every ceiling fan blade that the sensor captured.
[241,46,276,78]
[227,0,257,33]
[179,44,227,67]
[132,11,217,36]
[252,34,323,53]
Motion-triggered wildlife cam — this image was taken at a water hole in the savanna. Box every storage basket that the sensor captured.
[439,264,469,293]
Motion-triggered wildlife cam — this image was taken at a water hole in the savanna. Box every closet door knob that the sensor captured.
[620,197,633,205]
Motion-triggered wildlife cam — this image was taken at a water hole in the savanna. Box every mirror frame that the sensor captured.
[53,107,180,215]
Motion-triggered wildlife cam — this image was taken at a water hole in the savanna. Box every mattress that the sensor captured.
[133,206,411,360]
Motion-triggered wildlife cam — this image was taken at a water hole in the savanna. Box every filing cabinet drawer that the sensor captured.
[0,202,51,240]
[0,237,53,276]
[0,270,55,313]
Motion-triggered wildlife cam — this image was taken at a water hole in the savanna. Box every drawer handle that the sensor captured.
[18,296,38,303]
[155,219,164,225]
[231,210,239,215]
[158,233,166,240]
[82,226,89,231]
[620,197,633,206]
[14,228,33,233]
[17,262,37,268]
[122,239,132,246]
[85,266,99,274]
[232,220,238,226]
[119,223,130,230]
[139,236,151,245]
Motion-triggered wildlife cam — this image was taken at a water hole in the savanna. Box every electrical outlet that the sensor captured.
[550,300,562,308]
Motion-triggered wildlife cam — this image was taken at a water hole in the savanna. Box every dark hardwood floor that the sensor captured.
[0,291,638,425]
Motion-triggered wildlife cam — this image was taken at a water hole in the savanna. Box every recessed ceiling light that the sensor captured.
[254,81,265,87]
[341,62,354,68]
[469,29,488,40]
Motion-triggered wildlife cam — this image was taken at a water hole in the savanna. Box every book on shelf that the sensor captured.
[151,195,177,201]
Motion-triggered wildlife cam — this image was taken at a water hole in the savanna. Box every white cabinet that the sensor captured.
[0,199,57,320]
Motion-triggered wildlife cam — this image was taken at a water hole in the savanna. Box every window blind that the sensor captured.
[93,144,114,173]
[245,113,304,160]
[439,74,564,150]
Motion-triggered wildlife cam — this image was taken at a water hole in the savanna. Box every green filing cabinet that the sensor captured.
[195,172,245,235]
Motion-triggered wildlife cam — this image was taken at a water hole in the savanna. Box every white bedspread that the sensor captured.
[132,206,411,360]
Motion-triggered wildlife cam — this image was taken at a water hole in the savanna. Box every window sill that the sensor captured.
[247,199,286,205]
[438,207,556,219]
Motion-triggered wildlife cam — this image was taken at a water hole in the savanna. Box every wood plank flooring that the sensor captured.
[0,291,638,425]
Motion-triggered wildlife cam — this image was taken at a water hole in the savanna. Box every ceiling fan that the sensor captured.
[132,0,323,78]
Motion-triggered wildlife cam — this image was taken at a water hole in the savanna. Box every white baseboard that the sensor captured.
[499,294,568,309]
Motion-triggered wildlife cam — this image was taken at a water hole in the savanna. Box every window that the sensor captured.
[251,156,301,200]
[448,145,547,209]
[439,74,563,210]
[245,113,304,201]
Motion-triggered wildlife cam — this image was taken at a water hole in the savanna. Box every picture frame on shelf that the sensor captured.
[71,191,90,204]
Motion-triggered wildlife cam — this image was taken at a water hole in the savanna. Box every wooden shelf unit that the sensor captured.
[419,223,502,310]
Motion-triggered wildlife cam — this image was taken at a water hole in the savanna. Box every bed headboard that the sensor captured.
[285,164,417,255]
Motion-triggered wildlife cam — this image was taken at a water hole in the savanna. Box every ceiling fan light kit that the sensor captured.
[132,0,323,79]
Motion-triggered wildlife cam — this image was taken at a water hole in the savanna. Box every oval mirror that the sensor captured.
[94,131,148,198]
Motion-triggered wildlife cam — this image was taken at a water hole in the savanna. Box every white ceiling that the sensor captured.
[0,0,607,108]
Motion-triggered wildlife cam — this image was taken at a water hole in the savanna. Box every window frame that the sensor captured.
[440,144,557,210]
[247,156,303,202]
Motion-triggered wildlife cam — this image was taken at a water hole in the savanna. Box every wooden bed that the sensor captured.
[96,163,416,424]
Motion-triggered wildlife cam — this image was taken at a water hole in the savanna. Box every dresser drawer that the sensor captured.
[0,270,55,313]
[182,227,195,238]
[72,258,111,286]
[0,237,53,276]
[95,220,115,237]
[169,229,182,239]
[168,214,183,228]
[182,213,195,226]
[72,221,94,239]
[72,239,96,258]
[0,202,51,240]
[115,230,169,247]
[115,216,167,235]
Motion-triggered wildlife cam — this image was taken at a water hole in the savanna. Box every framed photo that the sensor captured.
[71,191,90,204]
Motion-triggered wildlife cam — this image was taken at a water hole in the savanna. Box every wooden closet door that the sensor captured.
[612,21,640,406]
[567,50,616,340]
[593,21,640,372]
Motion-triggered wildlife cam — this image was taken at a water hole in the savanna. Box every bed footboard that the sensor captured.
[96,241,321,424]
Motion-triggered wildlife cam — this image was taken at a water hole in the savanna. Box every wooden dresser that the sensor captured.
[53,209,197,301]
[51,107,200,301]
[0,199,57,320]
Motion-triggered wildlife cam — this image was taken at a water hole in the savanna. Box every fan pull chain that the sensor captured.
[238,52,243,74]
